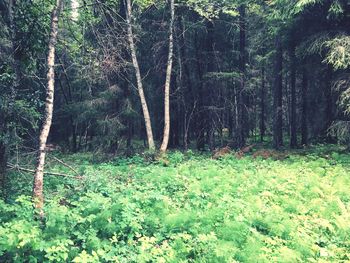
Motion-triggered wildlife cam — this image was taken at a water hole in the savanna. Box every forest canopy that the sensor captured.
[1,0,350,262]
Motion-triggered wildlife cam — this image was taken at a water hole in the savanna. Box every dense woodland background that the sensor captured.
[1,0,350,159]
[1,0,350,261]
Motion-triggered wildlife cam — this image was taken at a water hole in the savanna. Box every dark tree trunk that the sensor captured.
[0,141,6,197]
[260,67,266,142]
[324,66,334,142]
[205,20,216,151]
[170,105,181,148]
[273,35,283,149]
[126,119,133,156]
[236,5,247,148]
[194,32,205,150]
[301,69,308,145]
[0,94,6,196]
[71,121,77,152]
[290,46,297,148]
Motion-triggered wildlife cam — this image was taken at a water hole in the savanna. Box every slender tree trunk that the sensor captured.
[290,46,297,148]
[125,0,155,151]
[260,66,266,142]
[205,20,216,151]
[324,66,334,142]
[273,35,283,149]
[0,141,6,197]
[301,69,308,145]
[237,5,247,148]
[33,0,62,217]
[160,0,175,152]
[177,14,194,150]
[71,121,77,152]
[0,98,6,197]
[194,32,205,150]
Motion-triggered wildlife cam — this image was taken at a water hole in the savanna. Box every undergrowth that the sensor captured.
[1,146,350,262]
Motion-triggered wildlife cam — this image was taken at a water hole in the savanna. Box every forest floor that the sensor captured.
[1,145,350,262]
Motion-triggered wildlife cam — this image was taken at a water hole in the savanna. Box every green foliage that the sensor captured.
[328,121,350,147]
[1,147,350,261]
[324,35,350,70]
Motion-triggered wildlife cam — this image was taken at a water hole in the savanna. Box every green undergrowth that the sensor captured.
[1,146,350,262]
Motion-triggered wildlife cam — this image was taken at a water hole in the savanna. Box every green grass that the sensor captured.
[1,146,350,262]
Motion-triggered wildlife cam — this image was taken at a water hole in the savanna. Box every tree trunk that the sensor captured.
[0,141,6,197]
[236,5,247,148]
[324,66,334,142]
[33,0,62,217]
[273,35,283,149]
[125,0,155,151]
[290,46,297,148]
[160,0,175,153]
[205,20,216,151]
[177,14,194,150]
[0,100,6,197]
[260,66,266,142]
[301,69,308,145]
[194,32,205,151]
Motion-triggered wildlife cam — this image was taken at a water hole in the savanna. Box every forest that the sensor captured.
[1,0,350,262]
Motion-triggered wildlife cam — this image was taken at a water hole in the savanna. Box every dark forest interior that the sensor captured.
[1,0,350,261]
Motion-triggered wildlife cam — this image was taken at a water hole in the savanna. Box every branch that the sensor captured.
[49,156,80,176]
[7,163,83,180]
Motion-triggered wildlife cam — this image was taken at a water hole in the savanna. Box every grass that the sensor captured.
[1,145,350,262]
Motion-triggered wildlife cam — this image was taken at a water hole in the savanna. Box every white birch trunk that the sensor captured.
[160,0,175,152]
[125,0,155,151]
[33,0,62,217]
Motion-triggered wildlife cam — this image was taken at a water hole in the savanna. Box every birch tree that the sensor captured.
[160,0,175,152]
[125,0,155,151]
[33,0,62,217]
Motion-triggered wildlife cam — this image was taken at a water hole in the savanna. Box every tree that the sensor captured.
[237,4,247,148]
[160,0,175,152]
[125,0,155,151]
[301,68,308,145]
[289,41,297,148]
[33,0,63,217]
[273,35,283,149]
[260,66,266,142]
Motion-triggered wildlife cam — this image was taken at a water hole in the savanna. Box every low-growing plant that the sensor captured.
[1,146,350,262]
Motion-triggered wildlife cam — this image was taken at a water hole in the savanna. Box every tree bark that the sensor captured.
[273,35,283,149]
[290,45,297,148]
[260,66,266,142]
[205,20,216,151]
[0,90,6,197]
[125,0,155,151]
[324,66,334,142]
[194,32,205,151]
[236,5,247,148]
[160,0,175,152]
[301,69,308,145]
[0,141,6,197]
[33,0,62,217]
